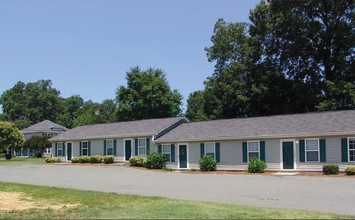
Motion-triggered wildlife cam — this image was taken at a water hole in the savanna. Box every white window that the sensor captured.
[106,140,114,155]
[248,141,260,161]
[162,144,171,162]
[305,139,319,162]
[82,141,88,156]
[45,148,51,154]
[57,142,63,157]
[138,138,146,156]
[205,142,215,159]
[349,138,355,162]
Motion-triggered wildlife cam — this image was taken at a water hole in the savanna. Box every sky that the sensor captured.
[0,0,260,112]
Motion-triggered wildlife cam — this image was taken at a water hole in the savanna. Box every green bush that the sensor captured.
[54,158,62,163]
[78,156,90,163]
[103,156,114,164]
[71,157,79,163]
[199,155,217,171]
[45,157,55,163]
[89,155,102,163]
[345,166,355,175]
[322,164,339,175]
[144,152,166,169]
[129,156,145,167]
[248,157,267,173]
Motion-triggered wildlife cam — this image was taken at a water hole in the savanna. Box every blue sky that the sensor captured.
[0,0,260,111]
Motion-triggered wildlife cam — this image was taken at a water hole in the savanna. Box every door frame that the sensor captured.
[124,138,133,161]
[178,143,189,169]
[66,142,73,161]
[280,139,296,170]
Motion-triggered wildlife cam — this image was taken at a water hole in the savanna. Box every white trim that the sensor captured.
[305,138,320,162]
[162,144,171,163]
[348,137,355,162]
[57,142,63,157]
[124,139,133,161]
[66,142,73,161]
[280,139,296,170]
[178,143,189,169]
[105,139,114,156]
[137,138,147,156]
[81,141,89,156]
[247,140,260,161]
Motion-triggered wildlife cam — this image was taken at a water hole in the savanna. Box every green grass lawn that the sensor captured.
[0,157,45,166]
[0,182,353,219]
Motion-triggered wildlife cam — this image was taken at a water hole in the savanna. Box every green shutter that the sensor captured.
[299,139,305,162]
[104,140,107,155]
[215,143,220,162]
[171,144,175,162]
[242,142,247,162]
[88,141,91,156]
[54,143,58,157]
[146,138,150,155]
[320,139,326,162]
[62,143,66,157]
[200,143,205,158]
[79,142,82,156]
[260,141,265,162]
[114,140,117,156]
[158,145,162,153]
[135,139,138,156]
[341,138,348,162]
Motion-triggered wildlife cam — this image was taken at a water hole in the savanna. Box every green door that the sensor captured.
[125,140,132,161]
[282,141,294,169]
[67,143,72,161]
[179,145,187,168]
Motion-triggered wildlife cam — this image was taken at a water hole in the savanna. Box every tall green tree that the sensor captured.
[116,67,183,121]
[185,91,208,121]
[0,80,61,129]
[56,95,84,128]
[0,121,24,153]
[23,135,51,156]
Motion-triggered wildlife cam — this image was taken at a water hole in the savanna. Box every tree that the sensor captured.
[115,67,183,121]
[0,121,24,153]
[0,80,62,129]
[23,135,51,157]
[56,95,84,128]
[185,91,209,121]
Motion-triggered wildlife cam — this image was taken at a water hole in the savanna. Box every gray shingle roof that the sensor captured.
[155,110,355,142]
[22,120,68,133]
[50,117,187,141]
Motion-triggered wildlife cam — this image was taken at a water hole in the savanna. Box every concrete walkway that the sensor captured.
[0,164,354,215]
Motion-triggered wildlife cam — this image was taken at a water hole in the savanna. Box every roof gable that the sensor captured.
[22,120,67,133]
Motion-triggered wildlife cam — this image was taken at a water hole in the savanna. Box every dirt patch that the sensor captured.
[0,192,79,211]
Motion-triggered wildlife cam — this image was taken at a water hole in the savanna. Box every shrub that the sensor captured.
[345,166,355,175]
[144,152,166,169]
[322,164,339,175]
[54,158,62,163]
[45,157,55,163]
[71,157,79,163]
[129,156,145,167]
[89,155,102,163]
[248,157,267,173]
[199,155,217,171]
[78,156,90,163]
[103,156,114,164]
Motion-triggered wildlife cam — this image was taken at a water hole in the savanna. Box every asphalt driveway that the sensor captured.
[0,164,354,215]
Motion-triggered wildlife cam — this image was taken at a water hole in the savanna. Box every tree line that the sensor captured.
[1,0,354,130]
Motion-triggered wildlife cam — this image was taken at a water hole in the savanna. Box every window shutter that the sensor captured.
[242,142,247,162]
[62,143,66,157]
[54,143,58,157]
[215,143,220,163]
[200,143,205,159]
[79,142,82,156]
[114,140,117,156]
[104,140,107,155]
[341,138,348,162]
[260,141,265,162]
[158,145,162,153]
[171,144,175,162]
[146,138,150,155]
[320,139,326,162]
[299,139,305,162]
[135,139,138,156]
[88,141,91,156]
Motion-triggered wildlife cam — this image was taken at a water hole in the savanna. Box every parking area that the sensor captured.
[0,164,354,215]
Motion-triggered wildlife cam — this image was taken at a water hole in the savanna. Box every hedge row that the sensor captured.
[129,152,166,169]
[71,155,114,164]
